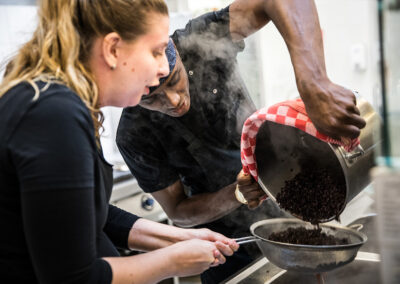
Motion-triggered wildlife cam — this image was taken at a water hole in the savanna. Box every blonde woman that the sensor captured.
[0,1,238,283]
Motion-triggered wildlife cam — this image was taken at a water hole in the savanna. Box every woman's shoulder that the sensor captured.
[36,82,90,113]
[2,81,89,113]
[29,81,91,121]
[30,82,95,136]
[1,81,93,141]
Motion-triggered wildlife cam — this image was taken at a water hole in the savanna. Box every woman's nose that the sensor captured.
[158,52,169,78]
[165,90,180,107]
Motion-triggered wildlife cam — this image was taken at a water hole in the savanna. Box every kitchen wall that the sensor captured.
[257,0,381,107]
[0,0,383,163]
[0,3,37,79]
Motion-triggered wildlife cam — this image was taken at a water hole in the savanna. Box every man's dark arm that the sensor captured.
[229,0,366,140]
[152,179,241,227]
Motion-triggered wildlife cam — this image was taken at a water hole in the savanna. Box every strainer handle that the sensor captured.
[234,236,259,245]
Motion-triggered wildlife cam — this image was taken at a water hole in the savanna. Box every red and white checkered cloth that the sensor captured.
[240,98,360,181]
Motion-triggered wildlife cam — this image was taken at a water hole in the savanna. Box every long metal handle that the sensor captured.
[234,236,259,245]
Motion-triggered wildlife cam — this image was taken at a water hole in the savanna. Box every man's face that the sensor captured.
[139,53,190,117]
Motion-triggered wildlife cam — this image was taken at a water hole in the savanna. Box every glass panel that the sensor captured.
[384,0,400,159]
[378,0,400,166]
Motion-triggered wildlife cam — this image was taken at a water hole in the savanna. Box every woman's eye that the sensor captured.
[153,48,166,57]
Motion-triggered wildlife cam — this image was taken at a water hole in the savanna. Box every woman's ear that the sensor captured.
[103,32,121,70]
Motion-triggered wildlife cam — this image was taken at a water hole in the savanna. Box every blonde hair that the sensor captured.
[0,0,168,139]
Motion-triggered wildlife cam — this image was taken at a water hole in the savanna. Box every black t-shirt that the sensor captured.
[0,81,139,283]
[117,7,256,195]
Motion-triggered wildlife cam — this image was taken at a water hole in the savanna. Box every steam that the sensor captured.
[222,199,290,237]
[172,27,257,143]
[142,22,283,234]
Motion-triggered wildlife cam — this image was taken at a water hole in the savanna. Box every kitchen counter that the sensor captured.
[113,168,134,184]
[111,169,167,223]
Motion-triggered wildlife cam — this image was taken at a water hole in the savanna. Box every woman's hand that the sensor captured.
[167,239,227,277]
[236,170,267,209]
[187,228,239,255]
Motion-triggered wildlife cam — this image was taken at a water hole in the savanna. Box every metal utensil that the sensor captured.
[234,236,259,245]
[239,218,367,273]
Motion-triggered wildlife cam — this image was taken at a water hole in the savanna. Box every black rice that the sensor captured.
[276,165,346,224]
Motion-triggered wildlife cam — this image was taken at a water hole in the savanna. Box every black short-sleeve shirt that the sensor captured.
[117,7,256,195]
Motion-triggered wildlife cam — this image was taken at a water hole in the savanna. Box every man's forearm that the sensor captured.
[170,183,241,228]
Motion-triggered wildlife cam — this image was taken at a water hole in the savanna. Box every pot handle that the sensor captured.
[234,236,259,245]
[343,144,365,161]
[348,223,364,231]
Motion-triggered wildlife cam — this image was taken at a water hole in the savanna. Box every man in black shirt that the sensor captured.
[117,1,366,283]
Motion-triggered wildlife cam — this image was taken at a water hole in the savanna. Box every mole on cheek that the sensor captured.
[123,62,127,66]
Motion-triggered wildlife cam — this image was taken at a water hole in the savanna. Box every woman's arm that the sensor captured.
[151,179,241,227]
[104,238,225,284]
[126,218,238,251]
[105,219,238,284]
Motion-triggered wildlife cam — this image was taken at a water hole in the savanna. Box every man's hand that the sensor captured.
[236,170,267,210]
[299,78,366,140]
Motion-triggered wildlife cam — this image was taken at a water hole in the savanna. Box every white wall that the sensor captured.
[0,5,37,79]
[258,0,380,107]
[316,0,380,105]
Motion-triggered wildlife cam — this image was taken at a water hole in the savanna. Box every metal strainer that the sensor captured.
[235,218,367,273]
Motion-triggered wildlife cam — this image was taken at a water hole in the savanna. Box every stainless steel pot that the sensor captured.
[235,218,367,273]
[254,96,382,222]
